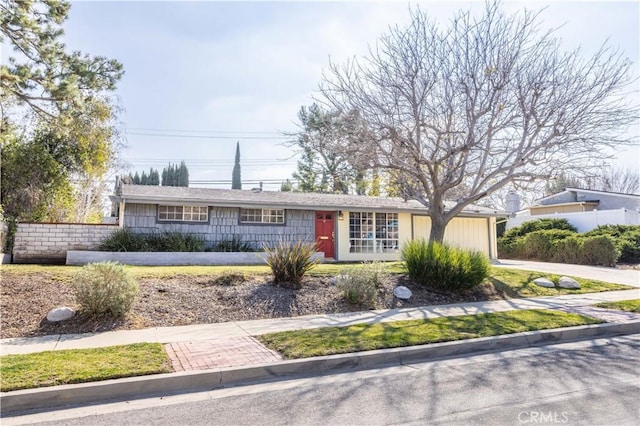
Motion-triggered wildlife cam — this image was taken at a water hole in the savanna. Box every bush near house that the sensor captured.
[402,240,489,292]
[498,220,638,266]
[100,229,204,252]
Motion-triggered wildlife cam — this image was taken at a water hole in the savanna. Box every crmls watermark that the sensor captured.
[518,411,570,424]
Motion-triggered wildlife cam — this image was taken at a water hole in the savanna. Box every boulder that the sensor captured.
[558,276,581,289]
[533,278,555,288]
[46,307,75,322]
[393,285,412,300]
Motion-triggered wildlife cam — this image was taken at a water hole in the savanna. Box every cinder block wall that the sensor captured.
[13,223,119,264]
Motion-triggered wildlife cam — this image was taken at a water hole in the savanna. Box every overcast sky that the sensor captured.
[60,0,639,190]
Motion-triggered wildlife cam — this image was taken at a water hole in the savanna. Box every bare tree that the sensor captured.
[592,167,640,195]
[320,3,637,242]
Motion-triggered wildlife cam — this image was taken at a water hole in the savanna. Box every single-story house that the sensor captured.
[110,184,504,261]
[507,187,640,232]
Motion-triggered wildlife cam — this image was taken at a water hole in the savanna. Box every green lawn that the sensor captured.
[487,267,630,297]
[258,309,602,359]
[595,299,640,313]
[0,343,172,392]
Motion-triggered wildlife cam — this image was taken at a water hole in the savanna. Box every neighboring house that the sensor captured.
[110,184,503,260]
[507,187,640,232]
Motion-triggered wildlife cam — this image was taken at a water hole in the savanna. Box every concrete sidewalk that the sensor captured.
[492,259,640,287]
[2,288,639,356]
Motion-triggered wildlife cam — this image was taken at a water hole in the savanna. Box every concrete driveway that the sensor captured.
[493,259,640,288]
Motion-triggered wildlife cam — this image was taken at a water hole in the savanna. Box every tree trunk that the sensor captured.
[429,197,448,243]
[429,215,447,243]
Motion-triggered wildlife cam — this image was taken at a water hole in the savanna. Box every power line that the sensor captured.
[126,127,286,135]
[125,132,289,140]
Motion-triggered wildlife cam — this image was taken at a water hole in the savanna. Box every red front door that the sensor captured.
[315,211,335,258]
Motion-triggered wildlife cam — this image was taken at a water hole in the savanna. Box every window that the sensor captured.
[240,208,285,224]
[158,205,208,222]
[349,212,399,253]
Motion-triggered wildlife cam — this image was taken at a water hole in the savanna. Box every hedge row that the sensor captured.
[498,220,640,266]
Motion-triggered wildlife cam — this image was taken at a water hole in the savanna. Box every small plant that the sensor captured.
[265,240,319,289]
[212,271,247,286]
[73,262,139,318]
[336,262,388,308]
[402,240,489,292]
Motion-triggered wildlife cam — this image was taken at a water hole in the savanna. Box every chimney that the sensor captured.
[505,190,521,214]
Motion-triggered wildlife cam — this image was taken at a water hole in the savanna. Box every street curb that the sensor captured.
[2,320,639,415]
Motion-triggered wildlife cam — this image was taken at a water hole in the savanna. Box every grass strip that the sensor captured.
[258,309,602,359]
[0,343,172,392]
[595,299,640,313]
[487,267,630,297]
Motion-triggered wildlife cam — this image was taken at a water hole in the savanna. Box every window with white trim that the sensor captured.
[240,208,285,224]
[349,212,399,253]
[158,205,208,222]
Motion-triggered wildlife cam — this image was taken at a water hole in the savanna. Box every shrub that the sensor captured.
[100,229,148,252]
[520,230,576,261]
[144,232,204,252]
[265,240,319,289]
[73,262,139,318]
[501,218,577,242]
[336,262,388,308]
[100,230,204,252]
[550,236,582,264]
[578,235,619,267]
[402,240,489,292]
[584,225,640,263]
[208,236,255,252]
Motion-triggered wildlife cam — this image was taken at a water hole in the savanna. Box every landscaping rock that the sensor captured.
[533,278,555,288]
[46,307,75,322]
[393,286,412,300]
[558,276,581,289]
[331,275,350,285]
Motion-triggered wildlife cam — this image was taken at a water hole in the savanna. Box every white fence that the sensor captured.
[506,208,639,233]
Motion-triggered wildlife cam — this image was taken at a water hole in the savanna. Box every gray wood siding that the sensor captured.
[123,203,314,249]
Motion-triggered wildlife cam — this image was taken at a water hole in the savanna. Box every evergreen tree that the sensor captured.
[161,162,189,187]
[292,148,320,192]
[149,168,160,185]
[133,171,140,184]
[232,142,242,189]
[178,161,189,187]
[280,179,293,192]
[368,169,381,196]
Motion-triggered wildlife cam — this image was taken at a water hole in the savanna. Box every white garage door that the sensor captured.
[412,216,490,255]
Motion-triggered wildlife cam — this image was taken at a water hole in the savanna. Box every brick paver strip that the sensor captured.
[165,336,283,372]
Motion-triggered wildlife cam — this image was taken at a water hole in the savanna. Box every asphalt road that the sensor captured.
[6,335,640,426]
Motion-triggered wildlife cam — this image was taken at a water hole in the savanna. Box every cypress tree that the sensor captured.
[232,142,242,189]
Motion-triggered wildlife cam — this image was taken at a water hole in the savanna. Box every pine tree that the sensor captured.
[133,171,140,184]
[232,142,242,189]
[280,179,293,192]
[292,148,319,192]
